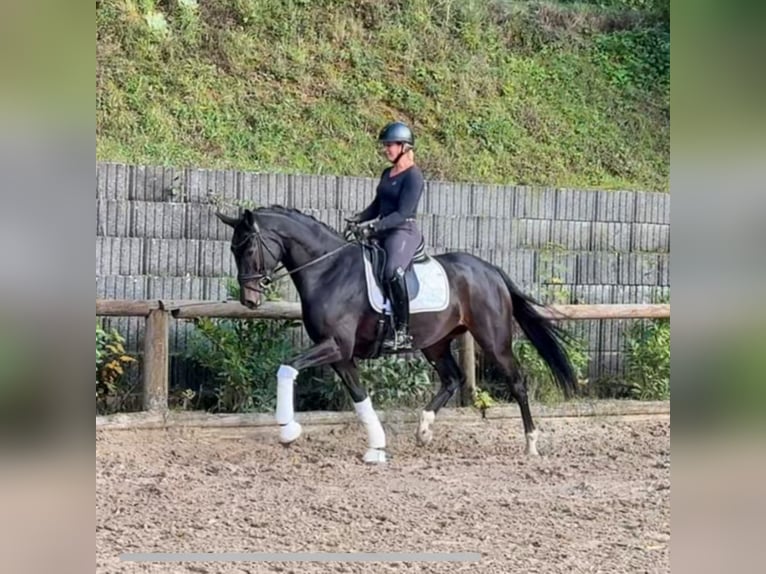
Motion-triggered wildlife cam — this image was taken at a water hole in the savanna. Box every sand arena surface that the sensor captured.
[97,415,670,574]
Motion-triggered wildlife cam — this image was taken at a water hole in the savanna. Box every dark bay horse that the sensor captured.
[217,206,577,463]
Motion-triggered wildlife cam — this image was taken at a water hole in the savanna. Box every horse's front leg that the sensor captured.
[276,338,343,444]
[332,360,387,464]
[277,342,387,464]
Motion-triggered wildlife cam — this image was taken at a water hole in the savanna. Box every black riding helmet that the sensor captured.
[378,122,414,148]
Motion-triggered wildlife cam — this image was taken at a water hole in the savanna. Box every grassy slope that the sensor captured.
[96,0,669,191]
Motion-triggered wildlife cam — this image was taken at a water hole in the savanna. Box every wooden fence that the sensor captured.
[96,299,670,412]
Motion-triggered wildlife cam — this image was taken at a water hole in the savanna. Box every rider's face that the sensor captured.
[380,142,403,162]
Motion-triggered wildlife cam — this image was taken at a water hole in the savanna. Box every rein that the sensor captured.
[236,229,355,292]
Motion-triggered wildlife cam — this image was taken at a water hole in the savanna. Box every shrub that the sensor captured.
[184,277,301,412]
[304,356,434,411]
[96,323,137,414]
[186,316,300,413]
[514,267,591,403]
[514,334,590,403]
[623,317,669,400]
[473,388,496,418]
[591,26,669,95]
[362,357,434,409]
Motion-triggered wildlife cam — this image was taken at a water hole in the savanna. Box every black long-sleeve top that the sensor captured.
[356,165,425,232]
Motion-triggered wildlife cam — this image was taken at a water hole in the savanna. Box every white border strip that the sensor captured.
[121,552,482,563]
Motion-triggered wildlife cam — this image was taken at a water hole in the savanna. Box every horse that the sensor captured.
[216,206,577,464]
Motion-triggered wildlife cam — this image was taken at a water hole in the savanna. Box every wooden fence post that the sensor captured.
[458,333,476,406]
[143,308,169,411]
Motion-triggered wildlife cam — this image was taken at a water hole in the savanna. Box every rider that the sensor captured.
[345,121,425,351]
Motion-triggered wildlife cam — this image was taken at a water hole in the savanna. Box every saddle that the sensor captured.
[361,238,429,300]
[358,239,450,358]
[360,240,450,317]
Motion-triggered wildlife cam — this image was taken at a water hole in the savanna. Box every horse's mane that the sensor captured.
[257,205,343,239]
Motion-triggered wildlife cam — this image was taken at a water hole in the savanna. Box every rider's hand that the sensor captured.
[359,223,376,240]
[343,218,361,240]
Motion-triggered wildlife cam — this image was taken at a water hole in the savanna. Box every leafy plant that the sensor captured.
[591,26,669,95]
[303,356,434,411]
[512,261,591,403]
[183,277,299,413]
[96,323,137,414]
[514,335,590,404]
[362,357,434,409]
[623,317,669,400]
[186,316,300,413]
[169,388,198,411]
[473,388,496,418]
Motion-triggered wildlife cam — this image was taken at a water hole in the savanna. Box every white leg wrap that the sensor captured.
[525,429,540,456]
[276,365,301,444]
[416,410,435,446]
[354,397,386,450]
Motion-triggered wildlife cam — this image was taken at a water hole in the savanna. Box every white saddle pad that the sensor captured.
[363,255,450,315]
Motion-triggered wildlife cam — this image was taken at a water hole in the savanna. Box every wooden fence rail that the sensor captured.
[96,299,670,412]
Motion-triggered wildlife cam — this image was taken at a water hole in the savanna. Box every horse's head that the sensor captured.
[216,209,282,309]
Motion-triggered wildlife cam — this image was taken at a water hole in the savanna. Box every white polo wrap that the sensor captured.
[354,397,386,450]
[276,364,299,425]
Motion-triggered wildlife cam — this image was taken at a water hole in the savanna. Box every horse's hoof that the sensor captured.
[415,427,433,446]
[279,421,302,444]
[525,430,540,456]
[363,448,387,464]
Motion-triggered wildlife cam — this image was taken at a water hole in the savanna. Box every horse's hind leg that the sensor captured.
[471,329,539,456]
[417,339,464,446]
[503,351,539,456]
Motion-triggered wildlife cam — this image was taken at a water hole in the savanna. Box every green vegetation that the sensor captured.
[96,323,138,414]
[478,268,592,406]
[183,279,434,413]
[303,356,434,411]
[97,0,669,191]
[623,316,670,400]
[184,279,300,412]
[186,315,300,412]
[186,317,435,412]
[514,334,590,403]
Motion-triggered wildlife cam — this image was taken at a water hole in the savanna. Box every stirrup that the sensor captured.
[397,333,413,350]
[383,329,412,351]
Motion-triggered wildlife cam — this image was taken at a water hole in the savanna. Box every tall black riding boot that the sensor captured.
[383,268,413,351]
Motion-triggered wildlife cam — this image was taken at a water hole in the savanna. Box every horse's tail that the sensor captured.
[494,266,578,398]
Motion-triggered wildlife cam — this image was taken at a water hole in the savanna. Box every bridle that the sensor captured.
[232,226,278,292]
[234,225,353,293]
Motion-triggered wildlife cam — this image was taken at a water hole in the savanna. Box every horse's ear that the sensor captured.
[243,209,259,231]
[215,212,240,228]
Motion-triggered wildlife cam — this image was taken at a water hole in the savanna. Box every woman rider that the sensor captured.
[345,121,425,351]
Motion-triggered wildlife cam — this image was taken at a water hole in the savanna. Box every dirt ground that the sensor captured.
[96,414,670,574]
